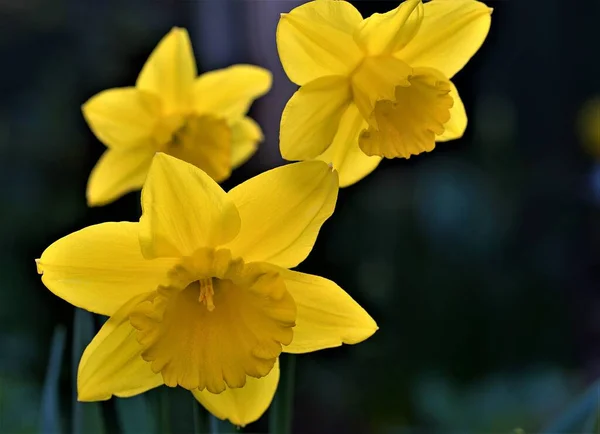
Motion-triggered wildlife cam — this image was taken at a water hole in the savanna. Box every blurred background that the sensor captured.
[2,0,600,433]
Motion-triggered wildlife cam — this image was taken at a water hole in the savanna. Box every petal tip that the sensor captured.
[35,258,43,274]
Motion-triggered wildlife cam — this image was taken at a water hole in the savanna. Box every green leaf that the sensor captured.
[542,377,600,433]
[269,354,296,434]
[40,325,67,434]
[72,309,106,434]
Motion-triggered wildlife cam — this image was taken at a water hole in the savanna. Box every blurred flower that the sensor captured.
[579,97,600,157]
[277,0,492,186]
[83,28,272,206]
[36,154,377,426]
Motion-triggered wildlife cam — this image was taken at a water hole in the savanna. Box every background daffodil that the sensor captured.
[83,27,272,206]
[277,0,492,186]
[36,153,377,427]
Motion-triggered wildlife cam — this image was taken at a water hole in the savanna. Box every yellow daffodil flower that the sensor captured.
[36,153,377,426]
[83,28,272,206]
[277,0,492,186]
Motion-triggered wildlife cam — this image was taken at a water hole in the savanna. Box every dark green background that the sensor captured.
[1,0,599,432]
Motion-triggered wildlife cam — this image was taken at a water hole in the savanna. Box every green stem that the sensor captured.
[209,414,235,433]
[157,388,171,434]
[269,355,296,434]
[192,398,209,434]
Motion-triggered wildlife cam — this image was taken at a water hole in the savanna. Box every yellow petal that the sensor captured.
[280,76,351,161]
[224,161,338,268]
[317,103,382,187]
[193,65,272,119]
[130,256,295,393]
[359,67,454,159]
[277,0,364,85]
[36,222,177,316]
[82,87,162,150]
[192,359,279,427]
[86,147,154,207]
[396,0,492,79]
[161,115,232,182]
[139,153,241,258]
[280,270,378,354]
[78,293,163,401]
[354,0,424,56]
[136,28,197,112]
[436,81,467,142]
[230,117,262,169]
[350,55,413,123]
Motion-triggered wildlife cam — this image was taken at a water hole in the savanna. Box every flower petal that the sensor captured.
[86,147,155,207]
[139,153,241,258]
[436,81,467,142]
[280,76,351,161]
[230,117,262,169]
[193,65,272,119]
[354,0,424,56]
[36,222,176,316]
[162,115,232,183]
[136,27,197,112]
[281,270,378,354]
[78,293,163,401]
[316,103,382,187]
[396,0,492,78]
[224,161,338,269]
[192,359,279,427]
[82,87,162,150]
[277,0,364,85]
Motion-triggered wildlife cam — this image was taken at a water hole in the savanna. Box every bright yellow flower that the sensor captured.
[83,28,272,206]
[36,153,377,426]
[277,0,492,186]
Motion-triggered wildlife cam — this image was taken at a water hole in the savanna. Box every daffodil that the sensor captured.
[83,28,271,206]
[36,153,377,426]
[278,0,492,186]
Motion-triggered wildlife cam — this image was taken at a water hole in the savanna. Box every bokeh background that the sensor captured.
[2,0,600,433]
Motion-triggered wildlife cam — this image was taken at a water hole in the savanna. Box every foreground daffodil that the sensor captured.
[278,0,492,186]
[83,28,271,206]
[36,153,377,426]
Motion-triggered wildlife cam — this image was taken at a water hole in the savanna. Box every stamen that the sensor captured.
[198,278,215,312]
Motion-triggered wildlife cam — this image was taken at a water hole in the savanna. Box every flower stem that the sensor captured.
[269,354,296,434]
[157,388,171,434]
[192,398,208,434]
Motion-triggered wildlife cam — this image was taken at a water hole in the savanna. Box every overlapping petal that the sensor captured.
[192,359,279,427]
[280,76,351,161]
[86,147,155,207]
[136,27,197,112]
[82,87,162,150]
[316,103,382,187]
[163,115,232,182]
[224,161,338,268]
[277,0,363,85]
[78,293,163,401]
[230,117,262,169]
[139,154,241,259]
[193,65,272,119]
[354,0,423,56]
[36,222,176,316]
[281,270,378,354]
[396,0,492,78]
[436,81,467,142]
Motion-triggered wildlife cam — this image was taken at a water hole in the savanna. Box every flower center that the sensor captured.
[129,248,296,394]
[198,278,215,311]
[154,114,232,182]
[351,56,453,159]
